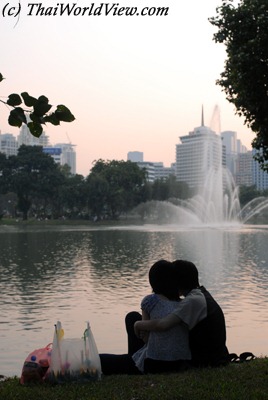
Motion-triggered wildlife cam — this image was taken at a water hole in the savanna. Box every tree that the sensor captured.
[0,153,9,218]
[8,145,65,220]
[0,152,9,194]
[0,72,75,137]
[239,184,261,207]
[152,179,168,201]
[86,173,110,219]
[86,160,147,219]
[151,176,191,201]
[209,0,268,169]
[57,173,87,218]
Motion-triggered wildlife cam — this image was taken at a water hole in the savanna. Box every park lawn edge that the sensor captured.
[1,357,268,400]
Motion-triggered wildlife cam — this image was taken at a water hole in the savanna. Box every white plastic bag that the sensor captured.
[47,321,102,383]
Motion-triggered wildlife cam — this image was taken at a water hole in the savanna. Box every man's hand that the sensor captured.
[134,314,181,334]
[134,321,149,342]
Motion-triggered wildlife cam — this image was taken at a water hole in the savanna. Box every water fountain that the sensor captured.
[178,166,242,224]
[135,107,268,226]
[134,169,243,226]
[135,173,268,226]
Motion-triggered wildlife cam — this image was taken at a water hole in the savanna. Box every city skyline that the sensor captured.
[1,0,254,176]
[1,114,250,176]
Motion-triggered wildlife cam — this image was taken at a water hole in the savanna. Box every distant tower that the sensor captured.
[17,124,50,147]
[201,105,204,127]
[221,131,238,176]
[127,151,144,162]
[0,132,18,156]
[54,143,76,174]
[175,108,223,190]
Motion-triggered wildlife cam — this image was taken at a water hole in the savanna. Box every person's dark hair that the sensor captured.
[172,260,200,291]
[149,259,179,301]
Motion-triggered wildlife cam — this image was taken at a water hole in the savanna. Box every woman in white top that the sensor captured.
[100,260,191,374]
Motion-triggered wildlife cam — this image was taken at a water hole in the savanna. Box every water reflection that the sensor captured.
[0,225,267,376]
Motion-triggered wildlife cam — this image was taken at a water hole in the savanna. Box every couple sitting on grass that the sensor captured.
[100,259,229,375]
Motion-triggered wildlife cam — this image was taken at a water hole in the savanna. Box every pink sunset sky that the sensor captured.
[0,0,254,176]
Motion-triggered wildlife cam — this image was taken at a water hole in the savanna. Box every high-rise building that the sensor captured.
[237,139,248,154]
[221,131,237,154]
[135,161,155,182]
[127,151,144,162]
[236,151,253,187]
[252,149,268,191]
[0,132,18,157]
[221,131,238,176]
[221,131,249,181]
[54,143,76,174]
[43,147,63,165]
[176,113,223,190]
[153,162,176,180]
[17,124,50,147]
[15,124,76,174]
[133,161,176,182]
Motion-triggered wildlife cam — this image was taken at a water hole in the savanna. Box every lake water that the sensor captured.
[0,223,268,377]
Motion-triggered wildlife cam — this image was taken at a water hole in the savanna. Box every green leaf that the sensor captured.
[7,93,22,107]
[21,92,37,107]
[55,105,75,122]
[43,112,60,126]
[27,121,43,137]
[0,73,4,82]
[33,96,52,116]
[8,107,27,127]
[29,112,43,124]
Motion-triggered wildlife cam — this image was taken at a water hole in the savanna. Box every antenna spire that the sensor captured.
[201,105,204,126]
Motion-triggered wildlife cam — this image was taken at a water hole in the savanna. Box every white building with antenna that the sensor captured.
[175,107,224,190]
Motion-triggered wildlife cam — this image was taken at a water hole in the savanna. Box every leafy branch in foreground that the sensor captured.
[209,0,268,170]
[0,72,75,137]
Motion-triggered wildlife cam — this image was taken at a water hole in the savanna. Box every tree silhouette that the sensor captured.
[210,0,268,169]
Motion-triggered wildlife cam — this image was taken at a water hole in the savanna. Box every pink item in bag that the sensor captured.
[20,343,52,384]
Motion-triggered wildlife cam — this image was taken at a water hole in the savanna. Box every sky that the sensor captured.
[0,0,254,176]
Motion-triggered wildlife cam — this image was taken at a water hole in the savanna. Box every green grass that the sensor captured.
[1,358,268,400]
